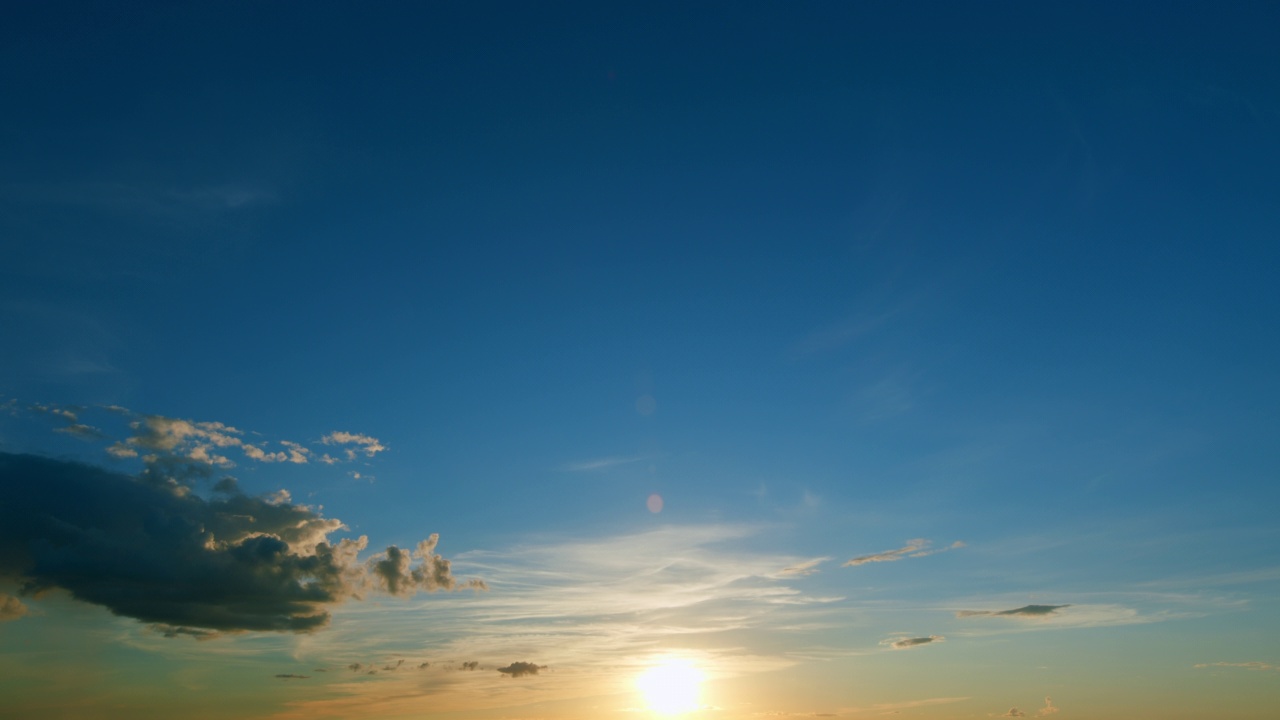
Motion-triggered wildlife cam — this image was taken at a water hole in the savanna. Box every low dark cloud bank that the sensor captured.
[0,452,484,634]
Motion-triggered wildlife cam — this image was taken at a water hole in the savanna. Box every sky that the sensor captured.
[2,2,1279,719]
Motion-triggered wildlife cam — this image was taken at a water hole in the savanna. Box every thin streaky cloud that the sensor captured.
[844,539,963,567]
[1195,661,1279,672]
[774,557,829,577]
[559,454,648,472]
[957,604,1070,619]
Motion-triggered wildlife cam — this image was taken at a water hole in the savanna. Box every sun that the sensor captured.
[636,659,703,715]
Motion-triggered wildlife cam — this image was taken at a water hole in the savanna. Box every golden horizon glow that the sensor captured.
[636,659,704,715]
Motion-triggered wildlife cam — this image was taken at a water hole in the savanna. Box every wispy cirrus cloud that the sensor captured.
[559,454,648,472]
[271,524,840,719]
[1195,661,1280,672]
[774,557,829,577]
[843,538,964,567]
[1,181,277,218]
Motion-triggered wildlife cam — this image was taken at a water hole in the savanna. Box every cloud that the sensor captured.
[1195,661,1279,672]
[29,403,105,440]
[0,452,483,634]
[957,605,1070,619]
[369,536,488,596]
[275,674,311,680]
[559,455,647,472]
[775,558,828,577]
[1000,709,1027,718]
[883,635,944,650]
[26,406,381,469]
[152,624,221,640]
[843,539,964,567]
[460,661,479,671]
[322,432,387,459]
[55,423,107,440]
[497,661,546,677]
[1,181,276,219]
[0,593,29,621]
[1036,696,1059,716]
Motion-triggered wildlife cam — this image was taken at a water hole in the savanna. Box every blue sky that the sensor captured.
[2,3,1279,719]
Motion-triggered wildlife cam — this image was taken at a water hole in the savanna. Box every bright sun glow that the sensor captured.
[636,659,703,715]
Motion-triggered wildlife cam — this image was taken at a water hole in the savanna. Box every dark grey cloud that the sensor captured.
[0,593,28,621]
[497,662,546,678]
[885,635,944,650]
[957,604,1070,619]
[0,452,483,634]
[275,674,310,680]
[461,661,479,671]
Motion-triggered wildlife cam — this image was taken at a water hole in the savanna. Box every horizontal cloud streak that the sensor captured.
[843,539,964,567]
[957,604,1070,619]
[884,635,944,650]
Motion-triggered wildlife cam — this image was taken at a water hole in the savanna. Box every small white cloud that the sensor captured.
[322,431,386,458]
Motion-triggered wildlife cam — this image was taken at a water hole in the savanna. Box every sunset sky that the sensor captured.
[2,3,1279,719]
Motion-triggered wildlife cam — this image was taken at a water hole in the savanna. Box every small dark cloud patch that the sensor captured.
[347,663,363,672]
[958,604,1069,619]
[885,635,944,650]
[275,674,310,680]
[418,662,430,670]
[498,661,546,677]
[460,661,479,671]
